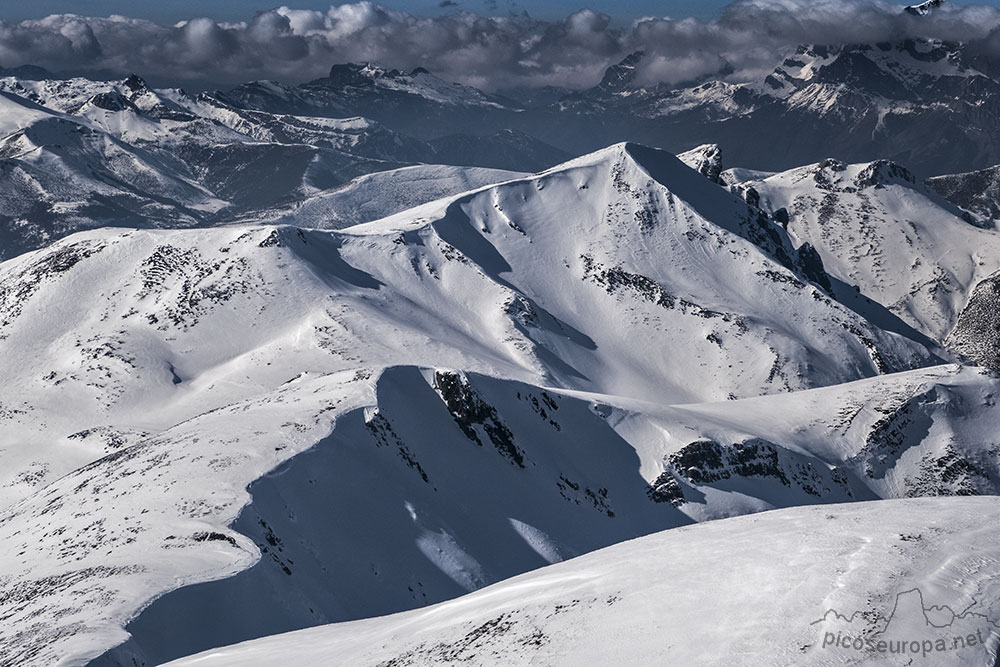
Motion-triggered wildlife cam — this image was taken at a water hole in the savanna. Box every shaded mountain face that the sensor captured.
[926,164,1000,225]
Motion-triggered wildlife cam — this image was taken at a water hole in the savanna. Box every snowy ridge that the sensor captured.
[736,157,1000,343]
[0,142,953,665]
[0,145,935,507]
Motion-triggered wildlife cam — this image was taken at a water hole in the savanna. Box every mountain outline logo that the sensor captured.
[812,587,999,658]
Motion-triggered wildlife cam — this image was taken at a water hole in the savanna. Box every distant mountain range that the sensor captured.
[217,14,1000,177]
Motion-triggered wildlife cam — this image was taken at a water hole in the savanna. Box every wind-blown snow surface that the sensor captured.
[0,143,953,666]
[163,497,1000,667]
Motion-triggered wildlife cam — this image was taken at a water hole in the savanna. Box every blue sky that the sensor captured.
[6,0,1000,24]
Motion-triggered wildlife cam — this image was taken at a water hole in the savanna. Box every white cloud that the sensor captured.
[1,1,999,90]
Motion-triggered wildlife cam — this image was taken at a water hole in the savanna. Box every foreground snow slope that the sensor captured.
[164,497,1000,667]
[96,362,1000,664]
[9,359,1000,667]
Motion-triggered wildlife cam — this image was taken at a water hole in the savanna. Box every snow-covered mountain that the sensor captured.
[732,156,1000,342]
[6,54,1000,663]
[550,36,1000,176]
[1,144,931,506]
[0,74,415,258]
[705,144,1000,376]
[2,141,970,666]
[6,3,1000,665]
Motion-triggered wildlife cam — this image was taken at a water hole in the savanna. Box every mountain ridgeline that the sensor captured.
[8,4,1000,664]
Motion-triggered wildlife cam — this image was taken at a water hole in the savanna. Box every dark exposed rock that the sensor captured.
[853,160,916,190]
[434,371,525,468]
[927,166,1000,228]
[669,439,790,486]
[795,242,833,293]
[646,472,685,506]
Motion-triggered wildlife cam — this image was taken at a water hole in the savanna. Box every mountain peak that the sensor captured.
[597,51,646,93]
[854,159,916,189]
[122,73,147,92]
[326,62,391,86]
[88,89,136,112]
[678,144,726,185]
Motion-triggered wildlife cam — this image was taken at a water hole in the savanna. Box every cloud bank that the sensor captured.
[3,0,1000,90]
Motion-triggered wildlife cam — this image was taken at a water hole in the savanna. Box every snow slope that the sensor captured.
[238,163,524,228]
[97,362,1000,664]
[738,158,1000,343]
[0,143,948,666]
[0,144,935,508]
[163,497,1000,667]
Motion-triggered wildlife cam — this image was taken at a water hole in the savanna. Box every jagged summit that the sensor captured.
[122,73,147,92]
[596,51,645,93]
[853,159,917,189]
